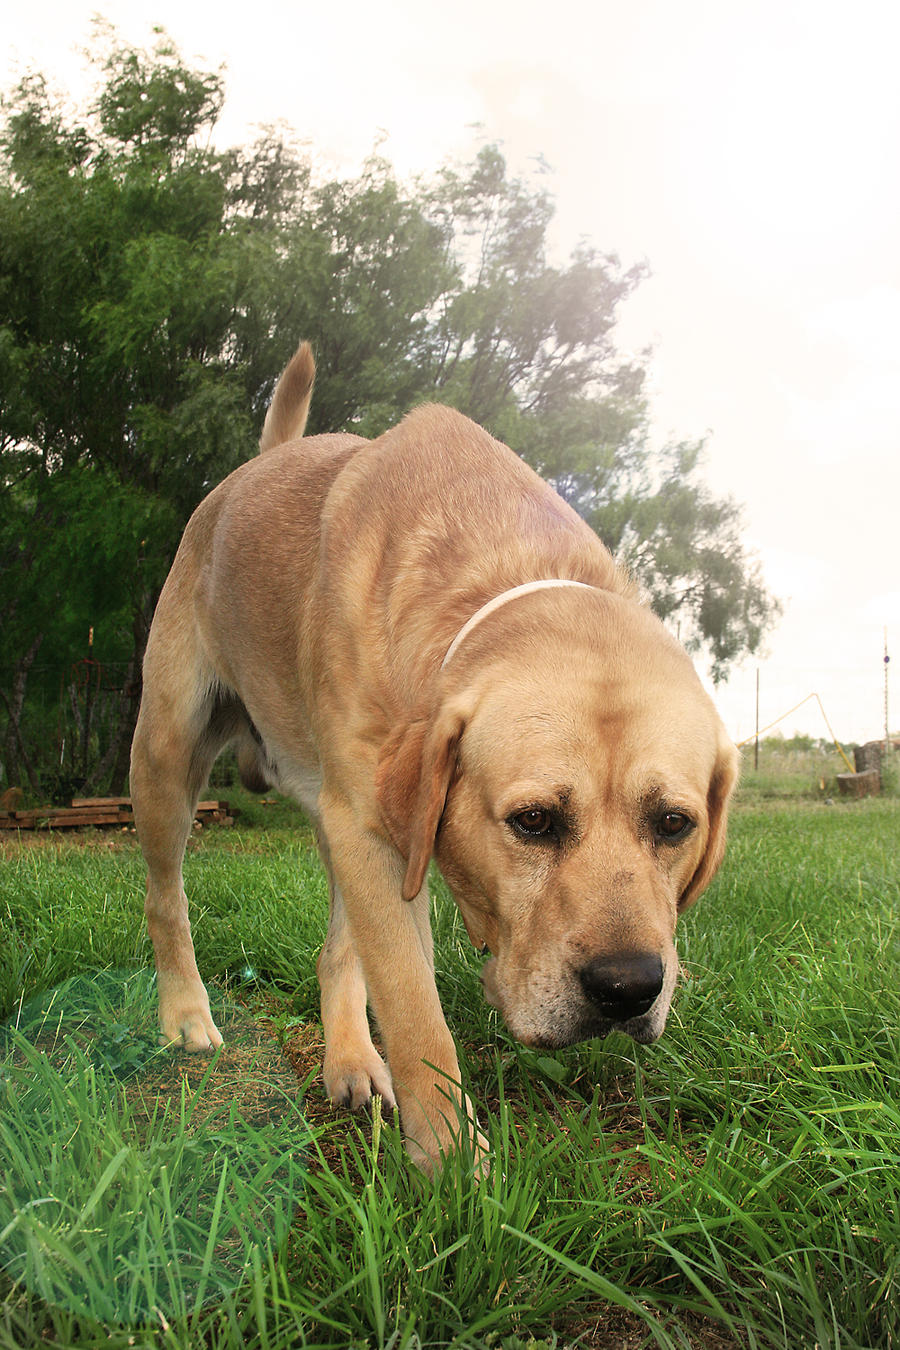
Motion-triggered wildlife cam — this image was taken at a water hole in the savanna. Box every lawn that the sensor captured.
[1,775,898,1349]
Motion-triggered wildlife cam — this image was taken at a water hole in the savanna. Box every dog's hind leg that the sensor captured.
[316,833,396,1111]
[131,619,231,1051]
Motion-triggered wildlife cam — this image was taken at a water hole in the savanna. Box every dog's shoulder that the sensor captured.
[387,403,499,455]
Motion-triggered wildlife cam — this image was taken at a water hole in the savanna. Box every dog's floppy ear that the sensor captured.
[375,701,467,901]
[678,735,740,912]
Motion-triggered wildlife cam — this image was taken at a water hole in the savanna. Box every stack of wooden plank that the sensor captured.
[0,797,234,831]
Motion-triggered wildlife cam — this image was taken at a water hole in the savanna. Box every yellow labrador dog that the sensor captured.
[131,342,738,1171]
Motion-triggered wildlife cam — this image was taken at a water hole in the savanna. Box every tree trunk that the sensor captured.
[837,769,880,799]
[103,597,154,796]
[1,632,44,794]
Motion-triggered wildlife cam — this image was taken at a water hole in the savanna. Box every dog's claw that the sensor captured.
[323,1052,396,1113]
[159,1011,223,1053]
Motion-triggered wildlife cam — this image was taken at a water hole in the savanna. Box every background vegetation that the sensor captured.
[1,760,898,1349]
[0,30,779,800]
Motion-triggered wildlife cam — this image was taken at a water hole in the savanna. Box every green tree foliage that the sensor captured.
[596,441,777,684]
[0,37,284,790]
[281,157,456,436]
[520,404,778,682]
[422,145,647,430]
[0,31,779,794]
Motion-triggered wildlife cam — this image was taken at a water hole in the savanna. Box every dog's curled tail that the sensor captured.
[259,341,316,452]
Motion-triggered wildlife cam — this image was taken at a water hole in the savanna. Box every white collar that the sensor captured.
[441,579,596,669]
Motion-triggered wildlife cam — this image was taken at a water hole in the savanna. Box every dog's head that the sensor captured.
[376,588,738,1049]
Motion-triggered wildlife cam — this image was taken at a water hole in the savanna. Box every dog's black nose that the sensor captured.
[578,952,664,1021]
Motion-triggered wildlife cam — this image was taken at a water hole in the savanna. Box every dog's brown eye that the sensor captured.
[510,807,554,838]
[656,811,694,842]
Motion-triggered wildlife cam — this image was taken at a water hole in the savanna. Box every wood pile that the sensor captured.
[0,796,235,831]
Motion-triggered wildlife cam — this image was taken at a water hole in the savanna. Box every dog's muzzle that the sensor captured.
[479,948,672,1050]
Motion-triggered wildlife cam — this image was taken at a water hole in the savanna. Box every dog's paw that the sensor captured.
[159,1005,224,1052]
[323,1049,396,1112]
[405,1127,491,1180]
[156,972,223,1052]
[402,1092,491,1178]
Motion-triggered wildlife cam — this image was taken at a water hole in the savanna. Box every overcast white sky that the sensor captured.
[7,0,899,746]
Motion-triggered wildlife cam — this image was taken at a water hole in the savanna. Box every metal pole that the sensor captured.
[82,626,95,785]
[885,628,891,758]
[755,668,760,771]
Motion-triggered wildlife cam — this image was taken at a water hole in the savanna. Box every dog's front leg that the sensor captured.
[317,871,397,1112]
[320,794,484,1173]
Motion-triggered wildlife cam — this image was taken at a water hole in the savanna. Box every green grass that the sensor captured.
[1,787,898,1348]
[1,1033,307,1329]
